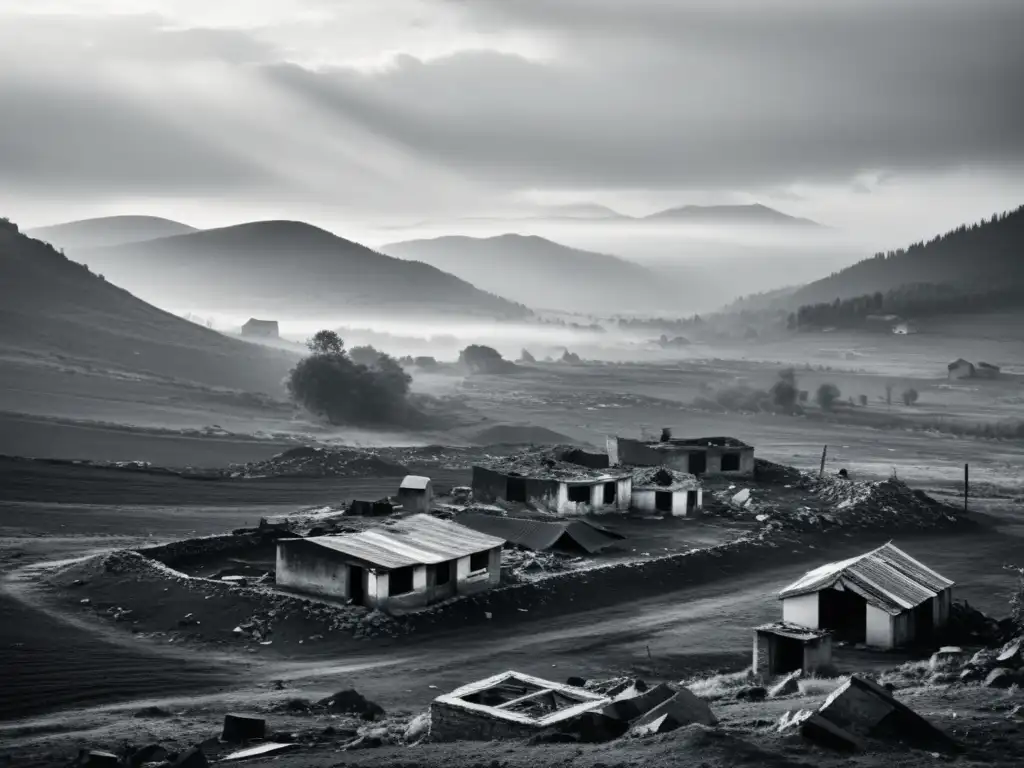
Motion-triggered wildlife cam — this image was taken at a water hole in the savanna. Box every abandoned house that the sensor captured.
[607,434,755,478]
[947,358,975,380]
[472,452,632,515]
[976,361,1001,379]
[240,318,279,338]
[630,467,703,516]
[431,671,611,742]
[753,622,833,678]
[275,514,504,613]
[456,513,625,555]
[778,543,955,650]
[397,475,432,514]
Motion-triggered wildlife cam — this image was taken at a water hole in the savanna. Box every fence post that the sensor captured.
[964,463,969,512]
[819,445,828,477]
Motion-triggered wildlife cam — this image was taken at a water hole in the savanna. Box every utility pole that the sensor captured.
[819,445,828,477]
[964,463,969,512]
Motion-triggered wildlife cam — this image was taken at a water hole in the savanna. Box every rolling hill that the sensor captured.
[381,233,679,313]
[642,203,820,227]
[73,221,530,320]
[0,217,297,395]
[27,215,199,250]
[787,205,1024,309]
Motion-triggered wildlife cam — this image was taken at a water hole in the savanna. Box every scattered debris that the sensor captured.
[221,714,266,743]
[221,743,298,762]
[318,689,385,721]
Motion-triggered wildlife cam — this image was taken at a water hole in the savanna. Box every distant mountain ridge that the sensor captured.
[28,215,199,250]
[381,233,681,313]
[72,220,530,320]
[0,217,295,394]
[642,203,820,227]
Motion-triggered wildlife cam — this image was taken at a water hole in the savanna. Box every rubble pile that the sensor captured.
[501,549,578,581]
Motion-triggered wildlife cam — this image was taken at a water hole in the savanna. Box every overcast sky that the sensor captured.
[2,0,1022,244]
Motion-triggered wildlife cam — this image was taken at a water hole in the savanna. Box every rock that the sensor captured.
[735,685,767,702]
[996,639,1023,668]
[170,747,208,768]
[930,646,966,670]
[318,689,385,721]
[731,489,751,508]
[984,668,1020,689]
[344,736,382,751]
[81,751,120,768]
[129,744,169,768]
[565,676,587,688]
[770,671,803,698]
[404,712,430,743]
[799,712,866,752]
[221,713,266,743]
[959,667,985,684]
[969,648,998,670]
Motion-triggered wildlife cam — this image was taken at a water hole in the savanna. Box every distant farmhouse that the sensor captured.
[241,318,279,339]
[276,514,504,613]
[947,358,975,380]
[778,543,954,650]
[607,435,755,478]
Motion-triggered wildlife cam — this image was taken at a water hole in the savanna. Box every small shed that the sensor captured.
[275,514,504,613]
[753,622,833,678]
[947,358,975,380]
[778,543,954,650]
[398,475,433,514]
[241,318,279,338]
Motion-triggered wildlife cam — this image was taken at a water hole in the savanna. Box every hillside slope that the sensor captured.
[382,233,676,313]
[788,206,1024,308]
[0,218,296,395]
[76,221,529,320]
[28,215,199,250]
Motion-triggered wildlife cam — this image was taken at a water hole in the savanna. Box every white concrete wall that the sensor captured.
[782,594,819,629]
[555,478,632,515]
[865,604,894,648]
[276,543,349,600]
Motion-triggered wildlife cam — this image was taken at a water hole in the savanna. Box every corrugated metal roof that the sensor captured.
[457,513,625,554]
[778,543,954,615]
[400,475,431,490]
[292,514,505,570]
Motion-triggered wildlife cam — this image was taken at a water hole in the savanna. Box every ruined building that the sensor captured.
[607,434,755,478]
[275,514,504,613]
[630,467,703,516]
[472,452,631,515]
[778,543,954,650]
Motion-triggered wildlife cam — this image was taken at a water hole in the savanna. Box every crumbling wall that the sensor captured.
[430,700,536,742]
[276,540,350,600]
[471,466,508,503]
[141,531,281,568]
[611,438,668,468]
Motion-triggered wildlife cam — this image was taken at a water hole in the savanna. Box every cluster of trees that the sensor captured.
[788,282,1024,330]
[459,344,517,374]
[287,331,417,426]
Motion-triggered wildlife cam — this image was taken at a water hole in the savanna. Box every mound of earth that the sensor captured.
[473,424,580,446]
[229,447,409,478]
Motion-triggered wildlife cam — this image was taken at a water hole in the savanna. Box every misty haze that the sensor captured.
[2,2,1024,768]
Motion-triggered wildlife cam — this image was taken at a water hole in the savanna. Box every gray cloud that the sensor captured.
[265,0,1024,191]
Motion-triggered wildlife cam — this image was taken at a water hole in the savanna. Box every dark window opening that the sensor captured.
[686,490,697,512]
[470,550,490,572]
[567,484,592,504]
[913,599,934,642]
[389,566,414,596]
[818,588,867,643]
[689,451,707,475]
[771,636,804,675]
[603,482,617,504]
[721,452,741,472]
[436,560,452,586]
[506,476,527,502]
[655,491,673,513]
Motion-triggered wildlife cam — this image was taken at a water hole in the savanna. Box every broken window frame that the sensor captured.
[469,550,490,573]
[388,565,415,596]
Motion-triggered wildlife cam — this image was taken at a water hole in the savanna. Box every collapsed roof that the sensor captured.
[631,466,700,491]
[457,513,625,554]
[475,448,630,482]
[280,513,504,570]
[778,543,954,615]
